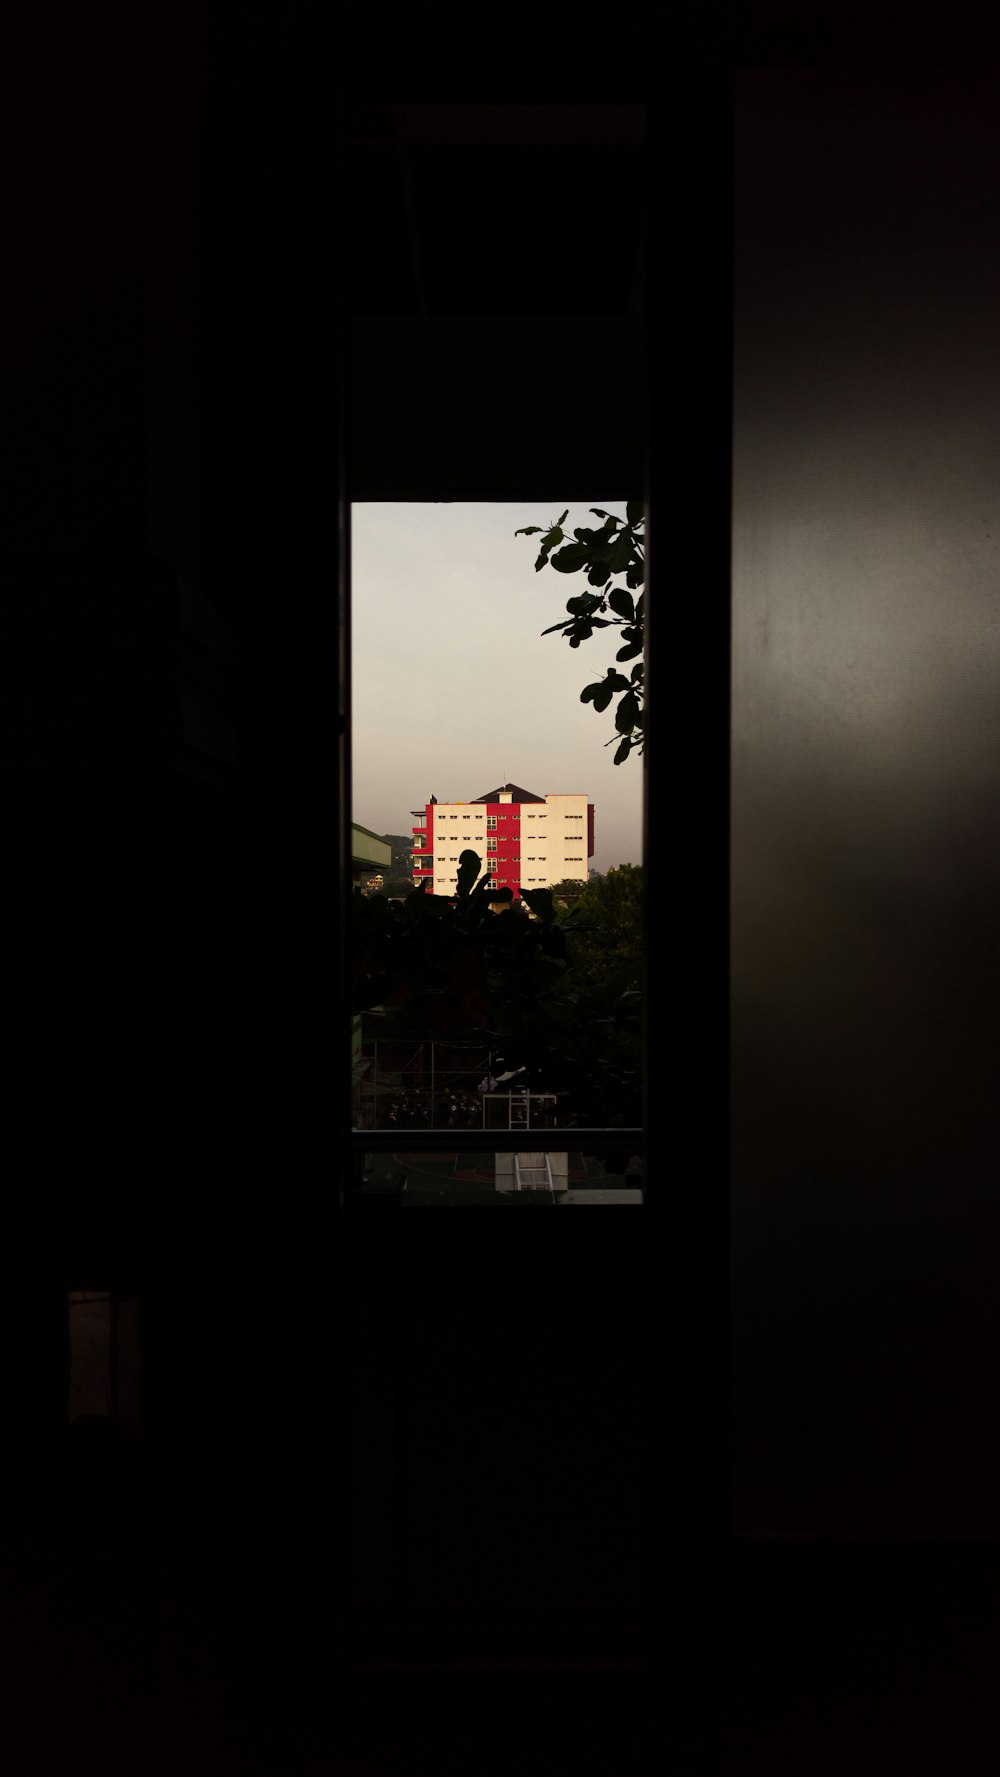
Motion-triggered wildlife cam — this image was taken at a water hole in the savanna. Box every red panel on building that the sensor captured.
[587,802,595,859]
[487,800,523,898]
[411,802,434,885]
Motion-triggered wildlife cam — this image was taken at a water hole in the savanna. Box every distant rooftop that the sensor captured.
[470,782,545,804]
[352,821,390,846]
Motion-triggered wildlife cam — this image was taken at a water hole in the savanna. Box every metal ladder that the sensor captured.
[513,1152,553,1193]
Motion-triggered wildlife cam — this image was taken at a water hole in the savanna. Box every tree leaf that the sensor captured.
[534,526,564,571]
[626,562,645,589]
[556,510,569,526]
[587,561,612,586]
[615,691,640,734]
[514,525,543,536]
[455,850,481,898]
[402,880,429,918]
[519,887,555,925]
[616,638,643,661]
[614,737,632,763]
[566,594,600,614]
[626,500,644,527]
[580,682,603,704]
[606,536,634,574]
[549,543,591,573]
[593,685,614,712]
[541,619,573,635]
[607,587,635,620]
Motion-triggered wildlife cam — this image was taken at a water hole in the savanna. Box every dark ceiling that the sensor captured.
[349,105,647,320]
[347,106,648,498]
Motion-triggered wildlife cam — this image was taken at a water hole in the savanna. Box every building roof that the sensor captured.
[351,824,393,871]
[470,782,545,804]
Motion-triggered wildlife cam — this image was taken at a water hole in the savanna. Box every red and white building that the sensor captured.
[410,782,594,899]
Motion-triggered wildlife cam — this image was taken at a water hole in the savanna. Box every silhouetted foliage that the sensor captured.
[381,834,415,877]
[353,851,640,1129]
[369,877,415,898]
[516,502,645,762]
[548,877,588,908]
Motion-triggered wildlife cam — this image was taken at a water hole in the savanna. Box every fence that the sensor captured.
[354,1037,566,1131]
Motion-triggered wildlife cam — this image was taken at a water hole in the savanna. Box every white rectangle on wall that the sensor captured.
[495,1153,569,1193]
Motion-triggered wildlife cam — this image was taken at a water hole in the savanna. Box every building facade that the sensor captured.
[351,823,392,887]
[411,782,594,899]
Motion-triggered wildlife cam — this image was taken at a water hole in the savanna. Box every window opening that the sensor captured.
[350,502,644,1204]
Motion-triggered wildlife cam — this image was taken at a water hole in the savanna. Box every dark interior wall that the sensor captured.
[172,10,342,1586]
[350,1205,644,1619]
[1,7,344,1608]
[3,12,147,558]
[2,9,170,1538]
[732,70,1000,1535]
[394,1211,644,1612]
[350,317,646,501]
[5,34,649,1666]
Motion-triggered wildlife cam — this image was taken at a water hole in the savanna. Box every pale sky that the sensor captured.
[351,503,644,874]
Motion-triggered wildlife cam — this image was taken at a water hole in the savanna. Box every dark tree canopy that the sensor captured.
[353,851,640,1131]
[556,863,643,996]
